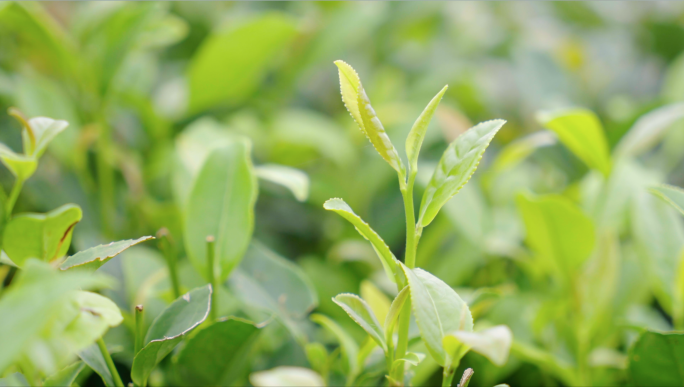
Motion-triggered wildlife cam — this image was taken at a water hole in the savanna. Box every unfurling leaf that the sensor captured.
[60,235,155,271]
[323,198,400,284]
[443,325,513,367]
[406,85,448,173]
[3,204,82,267]
[536,108,611,176]
[400,263,473,367]
[335,60,404,175]
[333,293,386,351]
[418,119,505,227]
[131,285,212,386]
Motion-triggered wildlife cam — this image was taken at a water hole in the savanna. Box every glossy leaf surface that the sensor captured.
[418,119,505,227]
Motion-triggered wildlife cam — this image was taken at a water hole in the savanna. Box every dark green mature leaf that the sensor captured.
[516,194,595,278]
[418,119,505,228]
[188,13,297,112]
[400,263,473,367]
[131,285,212,386]
[60,235,154,271]
[333,293,386,351]
[0,259,112,372]
[44,361,85,387]
[335,60,404,175]
[406,85,448,173]
[0,143,36,180]
[311,313,359,384]
[79,344,113,387]
[175,318,261,386]
[628,330,684,386]
[184,140,258,281]
[650,184,684,216]
[536,108,611,175]
[3,204,82,267]
[323,198,400,284]
[229,242,317,319]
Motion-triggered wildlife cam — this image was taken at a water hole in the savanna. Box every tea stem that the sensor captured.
[97,337,124,387]
[5,177,23,221]
[157,229,181,299]
[134,305,145,355]
[206,235,218,322]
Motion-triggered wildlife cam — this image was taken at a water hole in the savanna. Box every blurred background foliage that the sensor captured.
[1,1,684,386]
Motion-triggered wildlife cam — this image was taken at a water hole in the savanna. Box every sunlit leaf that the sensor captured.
[60,235,154,271]
[405,85,448,173]
[418,119,505,227]
[250,366,325,387]
[0,143,36,180]
[628,330,684,386]
[255,164,309,202]
[333,293,386,351]
[335,60,404,174]
[3,204,82,267]
[650,184,684,216]
[400,263,473,367]
[184,140,257,281]
[536,108,611,175]
[188,14,297,112]
[175,317,261,386]
[443,326,512,367]
[131,285,212,386]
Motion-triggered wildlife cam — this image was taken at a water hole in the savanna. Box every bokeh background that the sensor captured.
[2,1,684,386]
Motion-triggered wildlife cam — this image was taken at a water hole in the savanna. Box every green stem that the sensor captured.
[157,229,181,299]
[402,172,418,269]
[206,236,218,322]
[97,337,124,387]
[134,305,145,355]
[5,177,24,221]
[442,366,456,387]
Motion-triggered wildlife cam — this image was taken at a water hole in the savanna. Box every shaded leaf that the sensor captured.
[175,317,261,386]
[131,285,212,386]
[311,313,359,383]
[3,204,82,267]
[255,164,309,202]
[79,344,113,387]
[60,235,154,271]
[536,108,611,175]
[405,85,448,173]
[400,263,473,367]
[443,326,513,367]
[250,366,325,387]
[418,119,505,227]
[184,140,257,281]
[44,361,85,387]
[333,293,386,351]
[628,330,684,386]
[323,198,399,284]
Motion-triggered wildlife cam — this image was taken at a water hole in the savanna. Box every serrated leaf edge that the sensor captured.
[60,236,155,270]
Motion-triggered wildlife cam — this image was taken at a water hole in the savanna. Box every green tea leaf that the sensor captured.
[384,286,410,347]
[443,326,512,367]
[400,263,473,367]
[323,198,400,284]
[650,184,684,216]
[536,108,611,175]
[79,344,113,387]
[390,352,426,375]
[188,14,297,112]
[333,293,386,351]
[44,362,85,387]
[516,194,595,278]
[0,143,36,180]
[255,164,309,202]
[55,291,123,351]
[311,313,359,384]
[406,85,448,173]
[0,259,112,372]
[250,366,325,387]
[60,235,154,271]
[175,317,261,386]
[359,280,390,324]
[184,140,257,281]
[22,116,69,158]
[615,102,684,158]
[3,204,82,267]
[418,119,505,227]
[131,285,212,386]
[335,60,404,174]
[628,330,684,386]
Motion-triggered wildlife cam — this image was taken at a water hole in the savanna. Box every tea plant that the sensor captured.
[312,61,513,386]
